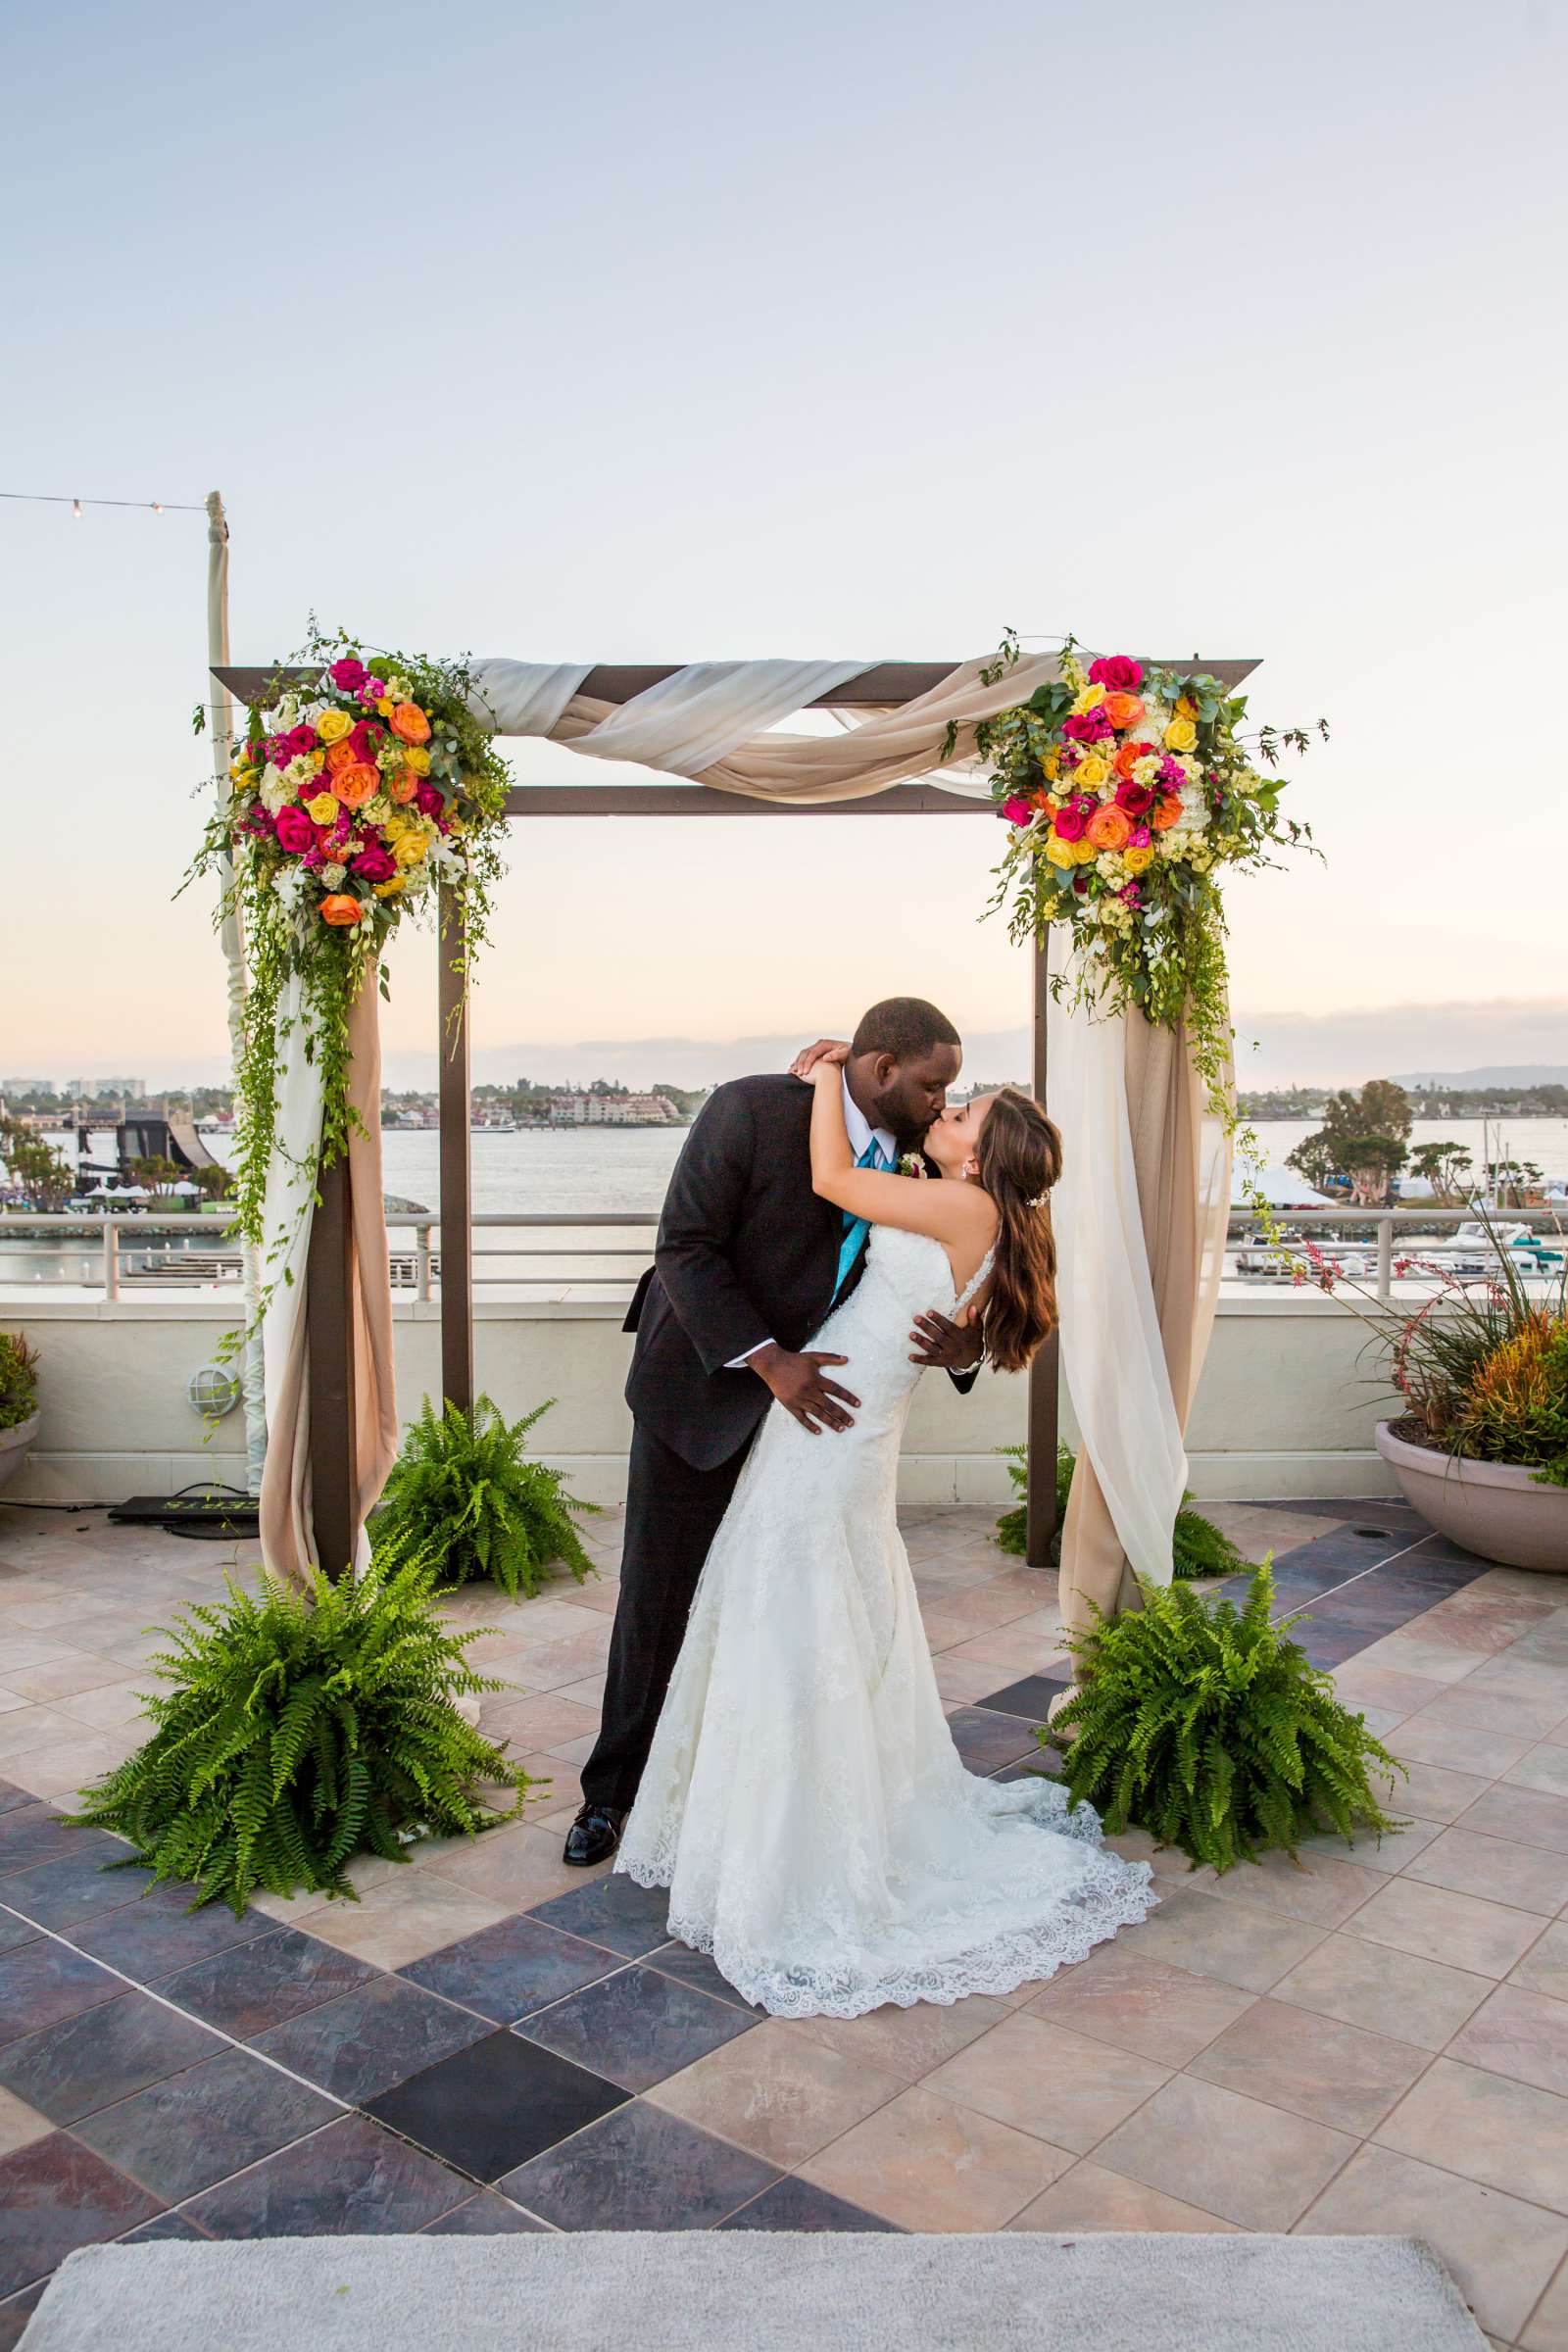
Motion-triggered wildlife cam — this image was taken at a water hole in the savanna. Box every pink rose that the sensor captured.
[351,844,397,882]
[329,658,368,693]
[1063,709,1114,745]
[349,717,385,762]
[1088,654,1143,693]
[1115,779,1155,818]
[286,723,318,760]
[1053,806,1087,843]
[1000,794,1033,825]
[274,806,315,855]
[414,781,444,818]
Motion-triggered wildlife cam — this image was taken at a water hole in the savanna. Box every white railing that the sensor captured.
[1,1203,1562,1305]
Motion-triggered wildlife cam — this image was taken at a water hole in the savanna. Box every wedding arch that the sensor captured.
[212,650,1257,1640]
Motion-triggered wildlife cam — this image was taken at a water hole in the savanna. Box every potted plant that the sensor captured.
[372,1395,598,1596]
[1298,1220,1567,1572]
[0,1332,39,1492]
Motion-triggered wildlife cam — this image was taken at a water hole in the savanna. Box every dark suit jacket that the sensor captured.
[623,1073,974,1472]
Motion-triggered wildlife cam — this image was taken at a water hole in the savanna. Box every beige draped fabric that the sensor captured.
[1058,1004,1234,1647]
[258,985,399,1590]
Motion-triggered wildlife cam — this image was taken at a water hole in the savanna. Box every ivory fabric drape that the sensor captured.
[257,983,398,1591]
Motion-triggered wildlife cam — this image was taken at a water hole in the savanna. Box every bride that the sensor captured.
[615,1047,1155,2018]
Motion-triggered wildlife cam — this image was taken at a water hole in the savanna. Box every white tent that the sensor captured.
[1396,1174,1437,1200]
[1232,1164,1337,1209]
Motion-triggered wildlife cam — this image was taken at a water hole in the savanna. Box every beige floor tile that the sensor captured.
[1514,1924,1568,2004]
[422,1819,595,1909]
[0,1636,78,1675]
[1522,2253,1568,2351]
[932,1654,1014,1704]
[55,1679,158,1734]
[0,1704,84,1761]
[796,1991,1013,2082]
[1377,2058,1568,2214]
[1460,1785,1568,1855]
[1091,2072,1356,2231]
[1187,1994,1429,2133]
[1111,1884,1328,1992]
[478,1693,601,1750]
[1333,1662,1459,1717]
[1381,1757,1499,1825]
[1025,1946,1254,2065]
[1292,1816,1444,1876]
[0,1688,27,1715]
[924,2013,1170,2153]
[1414,1683,1568,1742]
[249,1870,510,1969]
[1351,1877,1545,1979]
[1448,1984,1568,2099]
[1200,1846,1385,1929]
[2,1654,145,1705]
[1272,1929,1494,2051]
[798,2084,1072,2231]
[946,1632,1069,1675]
[1349,1632,1493,1686]
[1005,2156,1242,2234]
[0,2084,54,2159]
[1395,1715,1533,1780]
[1508,1746,1568,1801]
[647,2020,903,2167]
[1405,1828,1568,1917]
[1298,2143,1568,2344]
[5,1731,138,1800]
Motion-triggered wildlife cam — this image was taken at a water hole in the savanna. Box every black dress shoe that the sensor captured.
[563,1802,625,1867]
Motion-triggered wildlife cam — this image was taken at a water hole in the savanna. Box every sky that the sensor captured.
[3,0,1564,1095]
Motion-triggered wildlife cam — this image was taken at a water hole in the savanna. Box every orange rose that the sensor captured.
[1102,691,1146,731]
[389,702,431,746]
[325,739,360,775]
[1086,805,1132,853]
[386,766,418,804]
[1151,794,1184,831]
[330,762,378,808]
[319,895,363,925]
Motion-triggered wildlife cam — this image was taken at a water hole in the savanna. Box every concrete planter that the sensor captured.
[0,1411,40,1493]
[1376,1420,1568,1573]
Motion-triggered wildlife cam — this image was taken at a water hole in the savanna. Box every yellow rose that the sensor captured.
[1044,835,1076,869]
[1042,750,1060,782]
[1071,682,1106,714]
[373,875,406,899]
[392,831,429,867]
[1175,695,1198,720]
[1073,838,1099,864]
[1075,753,1109,790]
[403,745,432,777]
[305,792,337,825]
[377,698,397,717]
[1163,714,1198,754]
[384,811,412,841]
[311,749,326,770]
[1123,845,1154,875]
[317,709,353,745]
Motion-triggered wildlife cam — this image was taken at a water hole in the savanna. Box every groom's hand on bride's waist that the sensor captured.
[748,1343,860,1434]
[909,1310,984,1373]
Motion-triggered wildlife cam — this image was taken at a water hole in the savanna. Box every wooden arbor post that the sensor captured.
[216,657,1256,1582]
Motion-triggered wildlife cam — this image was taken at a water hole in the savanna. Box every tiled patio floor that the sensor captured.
[2,1497,1567,2347]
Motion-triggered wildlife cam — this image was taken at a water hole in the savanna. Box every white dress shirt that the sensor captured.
[726,1072,895,1368]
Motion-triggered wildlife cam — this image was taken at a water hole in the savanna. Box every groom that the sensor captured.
[564,997,983,1865]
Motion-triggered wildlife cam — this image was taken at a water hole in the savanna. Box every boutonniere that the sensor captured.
[898,1152,929,1179]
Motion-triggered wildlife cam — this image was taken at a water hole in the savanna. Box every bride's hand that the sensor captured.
[790,1038,850,1078]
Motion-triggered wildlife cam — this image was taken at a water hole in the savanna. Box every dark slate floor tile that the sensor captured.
[422,2190,548,2234]
[526,1872,672,1958]
[0,1990,224,2124]
[644,1940,765,2016]
[721,2176,901,2231]
[400,1913,617,2024]
[0,2281,45,2352]
[155,1926,380,2036]
[0,1850,158,1933]
[0,2131,162,2298]
[0,1807,122,1876]
[0,1936,121,2049]
[974,1674,1068,1722]
[0,1911,37,1956]
[183,2112,467,2239]
[1276,1533,1417,1576]
[946,1707,1042,1775]
[1287,1613,1375,1671]
[73,1883,270,1980]
[518,1963,756,2093]
[1385,1551,1492,1592]
[120,2210,212,2242]
[501,2099,779,2230]
[367,2030,626,2180]
[254,1975,491,2105]
[74,2046,339,2203]
[1298,1580,1431,1633]
[0,1784,35,1817]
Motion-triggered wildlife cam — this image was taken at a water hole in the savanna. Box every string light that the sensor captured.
[1,490,207,515]
[72,499,81,519]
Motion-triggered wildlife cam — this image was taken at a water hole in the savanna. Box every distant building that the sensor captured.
[66,1077,146,1101]
[549,1093,680,1126]
[1,1079,57,1097]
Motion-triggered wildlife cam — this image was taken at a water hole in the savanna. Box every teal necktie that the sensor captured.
[833,1140,889,1299]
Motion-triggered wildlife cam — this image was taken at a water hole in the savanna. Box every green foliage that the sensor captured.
[0,1332,39,1431]
[0,1114,74,1208]
[1050,1563,1404,1873]
[71,1533,533,1914]
[373,1395,597,1597]
[995,1444,1250,1582]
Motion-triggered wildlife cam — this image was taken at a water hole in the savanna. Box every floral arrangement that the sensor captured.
[966,636,1322,1119]
[189,626,511,1262]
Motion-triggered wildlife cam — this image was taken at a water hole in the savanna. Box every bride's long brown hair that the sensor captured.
[972,1088,1063,1375]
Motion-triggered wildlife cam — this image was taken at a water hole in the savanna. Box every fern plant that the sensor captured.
[71,1533,533,1914]
[373,1395,597,1595]
[996,1443,1250,1580]
[1050,1560,1404,1873]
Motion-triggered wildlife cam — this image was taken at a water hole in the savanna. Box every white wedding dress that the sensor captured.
[615,1225,1156,2018]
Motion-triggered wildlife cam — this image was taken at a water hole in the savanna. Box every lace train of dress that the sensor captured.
[615,1226,1156,2018]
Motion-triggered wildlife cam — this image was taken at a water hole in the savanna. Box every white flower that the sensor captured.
[272,864,308,907]
[321,862,347,889]
[281,755,316,790]
[261,765,294,814]
[365,795,392,825]
[300,702,325,730]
